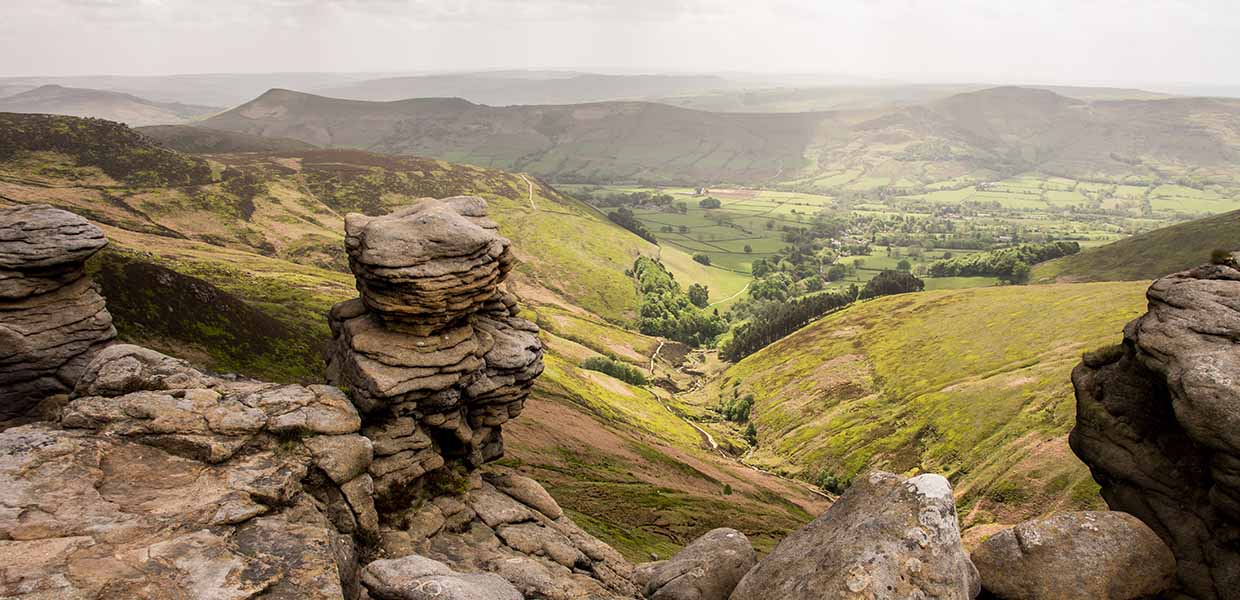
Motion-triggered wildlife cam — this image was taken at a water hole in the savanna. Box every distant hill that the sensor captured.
[199,86,1240,185]
[0,84,219,126]
[316,72,736,104]
[137,124,318,153]
[200,88,821,184]
[1033,209,1240,282]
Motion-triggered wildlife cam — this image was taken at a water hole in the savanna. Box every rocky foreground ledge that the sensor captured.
[0,202,1223,600]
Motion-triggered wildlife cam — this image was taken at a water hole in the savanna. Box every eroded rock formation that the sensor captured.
[326,197,543,501]
[1071,255,1240,600]
[0,204,114,422]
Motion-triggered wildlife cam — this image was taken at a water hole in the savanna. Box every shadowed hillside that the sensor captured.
[137,124,318,153]
[1032,208,1240,283]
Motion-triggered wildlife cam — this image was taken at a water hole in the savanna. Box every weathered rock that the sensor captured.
[484,471,563,519]
[0,204,114,422]
[361,554,522,600]
[326,197,543,498]
[971,511,1175,600]
[1071,260,1240,600]
[640,528,755,600]
[730,471,979,600]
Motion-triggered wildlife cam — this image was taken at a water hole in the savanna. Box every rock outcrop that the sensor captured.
[730,471,979,600]
[326,197,543,500]
[0,204,114,422]
[636,528,755,600]
[1,345,373,598]
[1070,257,1240,600]
[375,470,639,599]
[970,511,1176,600]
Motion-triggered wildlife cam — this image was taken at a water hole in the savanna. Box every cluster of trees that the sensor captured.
[721,291,854,361]
[580,356,648,386]
[575,189,676,209]
[860,270,925,298]
[722,269,925,361]
[927,241,1080,283]
[698,197,722,209]
[718,391,754,422]
[691,253,712,266]
[606,207,657,243]
[631,257,728,346]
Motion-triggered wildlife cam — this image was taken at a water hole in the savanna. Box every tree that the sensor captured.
[826,263,848,282]
[744,423,758,446]
[743,244,753,254]
[678,225,689,234]
[750,258,770,277]
[692,253,712,266]
[896,259,912,272]
[676,202,688,214]
[688,283,710,308]
[699,197,721,209]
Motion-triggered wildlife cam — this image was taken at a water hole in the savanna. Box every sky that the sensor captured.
[3,0,1239,87]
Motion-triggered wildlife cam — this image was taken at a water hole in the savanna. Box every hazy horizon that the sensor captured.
[4,0,1240,89]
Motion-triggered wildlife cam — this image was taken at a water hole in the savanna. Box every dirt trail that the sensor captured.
[520,174,537,210]
[643,346,834,502]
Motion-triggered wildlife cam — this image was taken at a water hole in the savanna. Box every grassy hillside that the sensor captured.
[1033,209,1240,282]
[0,115,651,324]
[696,282,1148,539]
[200,87,1240,187]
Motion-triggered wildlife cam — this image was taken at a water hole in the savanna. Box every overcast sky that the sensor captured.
[3,0,1238,86]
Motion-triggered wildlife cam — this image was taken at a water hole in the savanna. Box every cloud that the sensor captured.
[0,0,1237,84]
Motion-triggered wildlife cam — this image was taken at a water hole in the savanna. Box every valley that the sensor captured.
[2,82,1238,564]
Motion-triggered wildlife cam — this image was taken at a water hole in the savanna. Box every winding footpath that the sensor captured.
[644,347,834,501]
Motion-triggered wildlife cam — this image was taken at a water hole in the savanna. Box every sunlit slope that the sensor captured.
[0,116,650,323]
[1033,209,1240,283]
[720,281,1149,530]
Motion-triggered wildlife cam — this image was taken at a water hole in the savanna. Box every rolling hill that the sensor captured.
[1033,208,1240,282]
[0,84,219,126]
[686,281,1150,541]
[199,86,1240,186]
[0,112,823,558]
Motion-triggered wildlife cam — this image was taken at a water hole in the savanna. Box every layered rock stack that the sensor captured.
[1071,254,1240,600]
[0,204,115,422]
[326,197,544,500]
